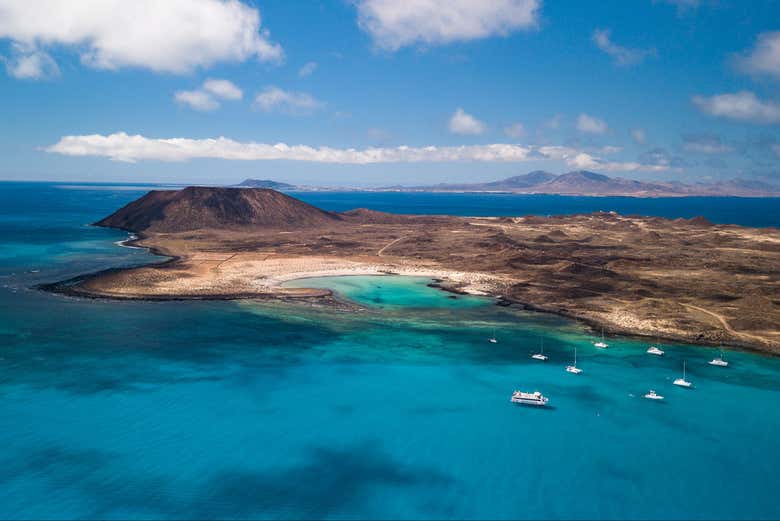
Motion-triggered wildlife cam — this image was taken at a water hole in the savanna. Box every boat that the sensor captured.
[644,390,664,400]
[531,339,548,361]
[709,350,728,367]
[646,340,664,356]
[488,328,498,344]
[566,348,582,374]
[673,360,693,388]
[594,327,608,349]
[511,390,549,406]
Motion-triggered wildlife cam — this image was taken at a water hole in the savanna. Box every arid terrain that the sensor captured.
[51,187,780,353]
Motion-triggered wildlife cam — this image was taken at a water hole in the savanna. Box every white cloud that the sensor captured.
[577,113,608,134]
[45,132,670,173]
[298,61,318,77]
[448,108,486,135]
[504,122,526,139]
[174,78,242,111]
[734,32,780,81]
[355,0,540,51]
[2,43,59,79]
[174,90,220,112]
[202,79,243,100]
[567,152,666,173]
[253,86,321,114]
[692,91,780,124]
[592,29,654,66]
[631,129,647,145]
[682,135,733,154]
[0,0,283,77]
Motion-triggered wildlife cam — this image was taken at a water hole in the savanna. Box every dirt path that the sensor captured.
[681,302,769,344]
[377,236,406,256]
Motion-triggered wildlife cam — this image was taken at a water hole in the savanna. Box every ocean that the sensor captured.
[1,181,779,519]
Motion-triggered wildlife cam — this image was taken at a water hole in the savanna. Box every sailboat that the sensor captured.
[566,347,582,374]
[488,328,498,344]
[532,338,548,361]
[709,350,728,367]
[594,327,608,349]
[673,360,693,388]
[647,338,664,356]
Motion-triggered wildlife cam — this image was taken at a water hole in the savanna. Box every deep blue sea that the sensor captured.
[1,181,779,519]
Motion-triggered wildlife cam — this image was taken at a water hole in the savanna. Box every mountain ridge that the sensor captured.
[377,170,780,197]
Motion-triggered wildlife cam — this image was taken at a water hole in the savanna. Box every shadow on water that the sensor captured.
[0,442,455,519]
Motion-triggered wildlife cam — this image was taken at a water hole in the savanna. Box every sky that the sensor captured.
[1,0,780,187]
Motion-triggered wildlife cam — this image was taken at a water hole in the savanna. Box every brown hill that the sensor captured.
[95,187,341,232]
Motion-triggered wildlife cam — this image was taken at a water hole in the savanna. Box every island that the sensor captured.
[227,171,780,197]
[46,186,780,354]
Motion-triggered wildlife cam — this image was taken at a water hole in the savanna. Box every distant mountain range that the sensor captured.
[234,172,780,197]
[378,170,780,197]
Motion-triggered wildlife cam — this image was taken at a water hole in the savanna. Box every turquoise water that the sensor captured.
[1,182,780,519]
[284,275,490,310]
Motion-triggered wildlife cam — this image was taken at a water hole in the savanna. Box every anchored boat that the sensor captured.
[673,360,693,388]
[531,338,548,361]
[566,348,583,374]
[594,327,608,349]
[511,390,549,406]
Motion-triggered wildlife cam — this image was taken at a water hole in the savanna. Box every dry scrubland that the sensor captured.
[60,187,780,353]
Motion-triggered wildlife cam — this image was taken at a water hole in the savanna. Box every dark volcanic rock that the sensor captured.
[95,187,341,232]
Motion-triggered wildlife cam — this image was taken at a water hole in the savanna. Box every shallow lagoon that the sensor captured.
[1,183,779,519]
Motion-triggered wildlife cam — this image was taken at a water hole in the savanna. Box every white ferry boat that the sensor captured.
[644,390,664,400]
[511,390,549,406]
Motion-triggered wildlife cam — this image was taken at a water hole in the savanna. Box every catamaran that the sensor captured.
[488,328,498,344]
[566,348,582,374]
[673,360,693,388]
[647,339,664,356]
[594,327,608,349]
[511,390,549,406]
[709,350,728,367]
[531,338,548,361]
[644,390,664,400]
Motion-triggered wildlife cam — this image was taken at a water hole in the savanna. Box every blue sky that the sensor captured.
[1,0,780,187]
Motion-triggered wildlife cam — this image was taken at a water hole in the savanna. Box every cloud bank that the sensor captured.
[0,0,283,76]
[45,132,669,173]
[355,0,540,50]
